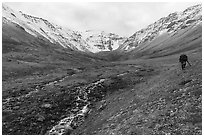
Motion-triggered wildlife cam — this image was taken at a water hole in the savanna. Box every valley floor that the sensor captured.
[2,51,202,135]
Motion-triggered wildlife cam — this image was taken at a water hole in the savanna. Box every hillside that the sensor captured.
[2,16,105,80]
[72,51,202,135]
[3,47,201,135]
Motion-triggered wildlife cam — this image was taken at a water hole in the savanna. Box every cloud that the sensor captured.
[5,2,200,37]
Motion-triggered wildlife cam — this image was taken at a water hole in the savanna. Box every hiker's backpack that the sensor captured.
[179,54,188,62]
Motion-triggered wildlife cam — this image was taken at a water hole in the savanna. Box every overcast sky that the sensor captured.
[5,2,200,37]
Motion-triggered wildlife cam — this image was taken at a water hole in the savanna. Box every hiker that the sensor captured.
[179,54,191,70]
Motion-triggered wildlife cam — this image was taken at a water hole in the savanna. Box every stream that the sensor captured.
[3,65,142,135]
[47,78,106,135]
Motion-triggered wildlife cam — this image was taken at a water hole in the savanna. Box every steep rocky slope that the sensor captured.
[2,4,93,52]
[119,4,202,51]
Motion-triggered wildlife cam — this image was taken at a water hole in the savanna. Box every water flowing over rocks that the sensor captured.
[47,78,107,135]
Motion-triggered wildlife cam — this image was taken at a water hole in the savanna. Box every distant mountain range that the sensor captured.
[2,4,202,53]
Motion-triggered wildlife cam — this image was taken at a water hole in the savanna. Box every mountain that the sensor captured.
[2,4,126,53]
[2,3,110,81]
[2,3,202,63]
[119,4,202,53]
[3,3,201,55]
[81,30,127,52]
[2,4,93,52]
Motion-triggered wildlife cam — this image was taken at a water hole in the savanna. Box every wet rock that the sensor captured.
[71,108,79,112]
[98,100,107,111]
[179,80,192,86]
[41,103,52,109]
[37,115,45,122]
[13,106,20,110]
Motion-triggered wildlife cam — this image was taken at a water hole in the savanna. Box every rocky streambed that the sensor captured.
[47,66,148,135]
[2,73,126,135]
[47,79,106,135]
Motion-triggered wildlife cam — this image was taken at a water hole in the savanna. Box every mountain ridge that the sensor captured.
[119,4,202,51]
[2,4,127,53]
[2,4,202,53]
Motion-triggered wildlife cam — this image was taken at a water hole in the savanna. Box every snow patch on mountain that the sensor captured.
[158,29,168,35]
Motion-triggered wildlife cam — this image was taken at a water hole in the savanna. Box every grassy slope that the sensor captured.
[72,50,202,135]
